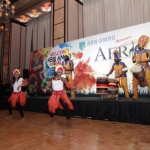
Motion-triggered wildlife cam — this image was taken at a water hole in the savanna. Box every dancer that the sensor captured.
[132,35,150,100]
[106,50,130,99]
[61,48,75,99]
[43,65,74,128]
[8,69,28,118]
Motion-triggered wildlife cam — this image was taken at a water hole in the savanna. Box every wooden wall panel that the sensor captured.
[54,23,64,40]
[54,8,64,25]
[68,0,78,41]
[3,54,8,65]
[53,0,83,45]
[4,31,9,43]
[3,65,8,77]
[3,42,9,54]
[54,38,64,46]
[54,0,64,10]
[53,0,65,46]
[2,22,10,83]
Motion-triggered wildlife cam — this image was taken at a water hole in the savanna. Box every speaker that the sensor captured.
[22,69,29,92]
[0,73,1,82]
[23,69,29,79]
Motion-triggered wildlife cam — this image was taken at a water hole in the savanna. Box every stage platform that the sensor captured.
[0,95,150,125]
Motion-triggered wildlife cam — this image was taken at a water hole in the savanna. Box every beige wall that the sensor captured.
[53,0,65,46]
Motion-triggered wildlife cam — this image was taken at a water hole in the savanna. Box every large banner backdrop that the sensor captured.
[29,22,150,95]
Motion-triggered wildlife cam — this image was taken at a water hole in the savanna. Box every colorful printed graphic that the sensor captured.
[29,50,44,95]
[73,58,96,94]
[29,22,150,95]
[72,51,83,60]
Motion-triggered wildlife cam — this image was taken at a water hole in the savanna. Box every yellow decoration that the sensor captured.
[64,48,69,56]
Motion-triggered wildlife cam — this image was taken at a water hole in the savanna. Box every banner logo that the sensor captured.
[79,42,85,51]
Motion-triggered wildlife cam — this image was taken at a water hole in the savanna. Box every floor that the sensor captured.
[0,110,150,150]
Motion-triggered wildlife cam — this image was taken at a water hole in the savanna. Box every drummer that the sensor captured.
[132,35,150,100]
[106,50,130,100]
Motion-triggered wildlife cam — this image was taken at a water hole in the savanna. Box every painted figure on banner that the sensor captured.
[43,65,75,128]
[106,50,130,100]
[61,48,75,99]
[29,50,44,95]
[7,69,28,118]
[131,35,150,100]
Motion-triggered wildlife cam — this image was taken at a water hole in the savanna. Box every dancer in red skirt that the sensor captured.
[8,69,28,118]
[43,65,74,128]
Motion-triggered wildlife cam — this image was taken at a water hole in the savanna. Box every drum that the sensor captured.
[130,64,145,81]
[108,78,118,94]
[96,77,109,94]
[130,64,147,87]
[138,81,147,87]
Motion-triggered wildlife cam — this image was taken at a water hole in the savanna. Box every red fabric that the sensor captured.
[19,92,26,106]
[8,91,26,108]
[48,91,74,113]
[22,79,28,85]
[57,67,63,71]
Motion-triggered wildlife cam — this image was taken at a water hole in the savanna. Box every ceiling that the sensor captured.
[0,0,52,24]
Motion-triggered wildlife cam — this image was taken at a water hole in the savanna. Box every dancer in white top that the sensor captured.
[43,65,74,128]
[8,69,28,118]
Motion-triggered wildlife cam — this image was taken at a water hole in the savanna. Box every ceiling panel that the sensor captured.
[0,0,52,24]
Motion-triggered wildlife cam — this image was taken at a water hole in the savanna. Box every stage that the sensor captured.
[0,95,150,125]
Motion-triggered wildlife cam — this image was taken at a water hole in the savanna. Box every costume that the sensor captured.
[8,69,27,117]
[61,48,75,99]
[113,50,129,98]
[132,35,150,99]
[47,65,74,119]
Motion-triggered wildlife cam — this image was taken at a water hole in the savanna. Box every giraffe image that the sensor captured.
[129,41,135,56]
